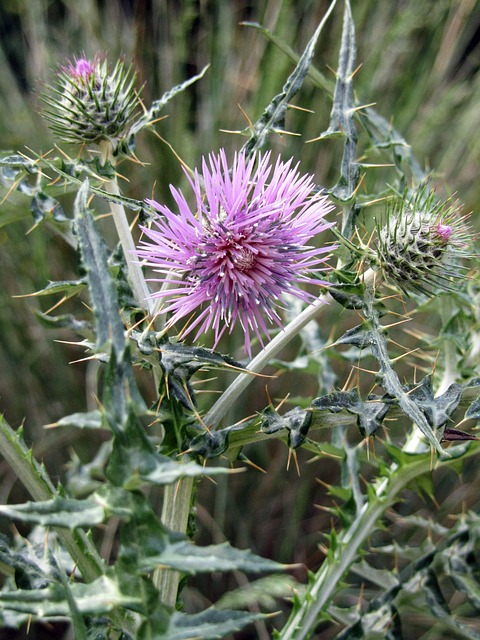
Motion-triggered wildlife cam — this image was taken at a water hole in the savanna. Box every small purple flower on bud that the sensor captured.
[376,188,473,295]
[42,54,141,149]
[68,58,95,80]
[435,223,453,242]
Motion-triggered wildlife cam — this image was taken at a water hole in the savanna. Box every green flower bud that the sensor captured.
[376,189,472,295]
[42,55,141,150]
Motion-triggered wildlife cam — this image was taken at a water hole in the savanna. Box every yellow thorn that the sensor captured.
[69,354,103,365]
[351,101,376,113]
[287,103,314,113]
[237,103,254,128]
[242,458,267,474]
[390,348,420,363]
[350,364,379,375]
[275,393,290,412]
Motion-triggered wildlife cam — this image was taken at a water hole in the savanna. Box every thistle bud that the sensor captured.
[42,55,141,149]
[376,189,472,295]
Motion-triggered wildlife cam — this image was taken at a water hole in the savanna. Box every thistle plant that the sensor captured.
[0,2,479,640]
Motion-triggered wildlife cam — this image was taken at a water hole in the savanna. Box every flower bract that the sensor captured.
[376,188,473,295]
[137,149,336,355]
[42,55,141,148]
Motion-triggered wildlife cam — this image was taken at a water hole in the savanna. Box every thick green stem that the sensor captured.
[0,416,104,583]
[0,416,137,636]
[154,477,195,607]
[278,438,478,640]
[99,142,154,317]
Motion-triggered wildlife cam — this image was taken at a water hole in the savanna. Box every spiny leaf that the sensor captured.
[242,0,338,158]
[312,388,389,437]
[108,488,283,580]
[35,311,92,333]
[0,153,38,173]
[358,106,426,183]
[106,410,232,488]
[53,410,105,430]
[25,279,87,298]
[260,405,312,448]
[312,388,361,413]
[74,181,125,352]
[364,291,444,454]
[138,540,285,575]
[31,191,67,223]
[139,607,267,640]
[405,376,463,430]
[0,576,141,616]
[74,180,145,430]
[0,533,61,590]
[129,65,209,139]
[155,339,245,410]
[320,0,360,216]
[215,574,302,612]
[351,558,399,590]
[334,602,402,640]
[187,429,231,459]
[334,323,374,348]
[0,497,105,529]
[465,396,480,421]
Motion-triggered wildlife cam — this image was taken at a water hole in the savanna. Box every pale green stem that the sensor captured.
[99,142,154,316]
[278,432,475,640]
[105,177,154,315]
[154,477,195,607]
[0,416,104,582]
[0,416,137,636]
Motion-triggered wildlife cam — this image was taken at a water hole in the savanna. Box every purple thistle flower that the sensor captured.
[137,149,335,355]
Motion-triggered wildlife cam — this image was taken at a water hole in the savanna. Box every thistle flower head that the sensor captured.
[42,54,141,149]
[137,149,336,355]
[376,188,473,295]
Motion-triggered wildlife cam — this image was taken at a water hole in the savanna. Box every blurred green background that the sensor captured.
[0,1,479,638]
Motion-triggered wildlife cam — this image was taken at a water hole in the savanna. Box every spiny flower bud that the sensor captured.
[376,189,472,295]
[42,55,141,149]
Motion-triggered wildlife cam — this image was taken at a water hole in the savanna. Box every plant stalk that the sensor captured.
[0,416,105,583]
[154,477,195,607]
[278,436,478,640]
[99,142,154,317]
[279,337,470,640]
[204,268,375,429]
